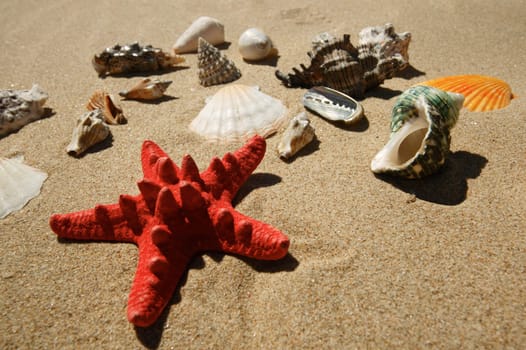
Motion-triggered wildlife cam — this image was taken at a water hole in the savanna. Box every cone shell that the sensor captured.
[371,86,464,179]
[0,155,47,219]
[277,112,315,159]
[198,37,241,87]
[190,84,287,143]
[66,109,111,157]
[173,16,225,54]
[87,91,126,124]
[119,78,172,100]
[418,75,515,112]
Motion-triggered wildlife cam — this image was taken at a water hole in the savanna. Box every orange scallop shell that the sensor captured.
[418,75,515,112]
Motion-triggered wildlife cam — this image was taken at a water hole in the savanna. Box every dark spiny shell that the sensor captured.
[92,42,184,77]
[276,28,409,99]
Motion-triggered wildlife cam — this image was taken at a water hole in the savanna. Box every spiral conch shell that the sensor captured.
[277,112,316,160]
[238,28,277,61]
[173,16,225,54]
[119,78,172,100]
[66,109,111,157]
[371,86,464,179]
[87,91,126,125]
[198,37,241,87]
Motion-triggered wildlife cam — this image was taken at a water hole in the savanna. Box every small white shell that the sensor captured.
[238,28,276,61]
[277,112,316,159]
[0,155,47,219]
[173,16,225,54]
[190,84,288,143]
[66,109,111,157]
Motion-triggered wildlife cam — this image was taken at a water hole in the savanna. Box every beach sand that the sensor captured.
[1,0,525,348]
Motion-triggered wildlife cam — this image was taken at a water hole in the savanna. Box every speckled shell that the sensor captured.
[275,24,410,99]
[302,86,364,124]
[277,112,315,159]
[190,84,287,143]
[0,85,48,138]
[371,86,464,179]
[0,155,47,219]
[86,91,126,125]
[173,16,225,54]
[238,28,276,61]
[198,37,241,87]
[92,42,185,77]
[119,78,172,100]
[66,109,111,157]
[417,75,515,112]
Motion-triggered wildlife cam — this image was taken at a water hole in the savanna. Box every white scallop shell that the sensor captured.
[189,84,288,143]
[0,155,47,219]
[238,28,275,61]
[173,16,225,54]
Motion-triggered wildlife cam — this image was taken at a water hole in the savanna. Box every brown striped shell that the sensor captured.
[197,37,241,87]
[86,91,126,124]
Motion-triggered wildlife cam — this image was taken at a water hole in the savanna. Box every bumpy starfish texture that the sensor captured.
[49,136,289,327]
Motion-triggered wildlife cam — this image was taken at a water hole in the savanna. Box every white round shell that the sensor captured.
[238,28,274,61]
[190,84,287,143]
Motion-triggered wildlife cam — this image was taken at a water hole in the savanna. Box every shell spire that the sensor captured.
[197,37,241,86]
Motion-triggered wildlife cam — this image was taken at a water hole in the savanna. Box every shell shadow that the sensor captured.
[243,54,280,67]
[279,138,321,163]
[232,172,282,206]
[98,66,190,79]
[396,64,426,80]
[135,252,298,349]
[120,95,179,105]
[215,41,232,50]
[364,86,403,100]
[375,150,488,205]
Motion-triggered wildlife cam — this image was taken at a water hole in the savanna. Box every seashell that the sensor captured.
[86,91,126,125]
[92,42,185,77]
[302,86,364,124]
[238,28,277,61]
[358,23,411,70]
[172,16,225,54]
[198,37,241,87]
[275,24,410,99]
[66,109,111,157]
[190,84,287,143]
[277,112,316,159]
[417,75,515,112]
[119,78,172,100]
[0,84,48,138]
[371,86,464,179]
[0,155,47,219]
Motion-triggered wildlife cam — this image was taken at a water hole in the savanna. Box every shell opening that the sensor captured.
[371,110,429,171]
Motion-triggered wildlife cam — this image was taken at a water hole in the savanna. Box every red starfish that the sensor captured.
[49,135,289,327]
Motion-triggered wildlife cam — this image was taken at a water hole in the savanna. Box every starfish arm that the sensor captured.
[49,203,136,243]
[218,209,289,260]
[141,140,170,180]
[220,135,266,198]
[127,225,191,327]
